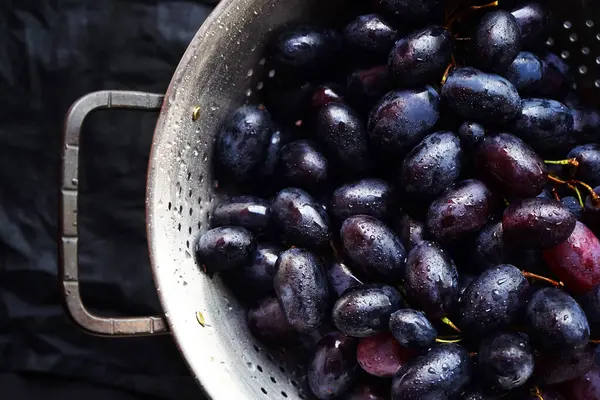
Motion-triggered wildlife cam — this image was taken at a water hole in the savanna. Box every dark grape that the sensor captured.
[247,296,294,343]
[388,25,452,87]
[542,221,600,293]
[584,187,600,233]
[558,365,600,399]
[357,331,413,377]
[537,52,572,100]
[475,133,547,198]
[308,332,359,400]
[568,144,600,188]
[328,262,363,297]
[534,345,596,385]
[315,102,370,173]
[580,284,600,331]
[368,87,440,154]
[278,140,329,189]
[571,107,600,145]
[502,197,576,248]
[212,196,271,234]
[343,14,398,63]
[259,127,291,180]
[474,10,521,73]
[389,308,437,349]
[427,179,498,242]
[375,0,442,25]
[340,215,407,281]
[563,196,584,221]
[310,84,344,111]
[216,105,273,182]
[395,213,428,251]
[346,65,392,114]
[458,121,485,149]
[512,98,573,155]
[477,332,534,390]
[457,264,530,336]
[273,248,330,332]
[271,187,330,250]
[441,67,522,124]
[332,285,403,337]
[400,131,463,199]
[224,243,282,298]
[391,344,472,400]
[473,222,520,270]
[195,226,256,273]
[510,2,550,49]
[347,379,390,400]
[270,25,342,81]
[330,178,395,222]
[503,51,543,95]
[525,287,590,351]
[404,241,459,318]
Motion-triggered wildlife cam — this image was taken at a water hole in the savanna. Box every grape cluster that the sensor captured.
[195,0,600,398]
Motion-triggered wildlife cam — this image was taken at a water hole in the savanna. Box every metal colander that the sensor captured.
[59,0,600,399]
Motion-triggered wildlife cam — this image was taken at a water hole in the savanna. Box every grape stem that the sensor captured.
[440,316,462,333]
[521,271,564,288]
[575,180,600,207]
[589,339,600,344]
[441,62,454,85]
[435,337,463,343]
[551,187,561,202]
[544,158,579,167]
[547,175,586,208]
[531,386,544,400]
[470,0,499,10]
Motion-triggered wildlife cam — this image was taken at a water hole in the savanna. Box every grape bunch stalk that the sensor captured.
[194,0,600,398]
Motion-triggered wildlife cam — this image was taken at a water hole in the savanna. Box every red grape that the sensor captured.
[356,332,413,377]
[543,221,600,293]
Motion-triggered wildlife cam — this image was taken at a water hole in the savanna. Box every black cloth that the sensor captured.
[0,1,214,399]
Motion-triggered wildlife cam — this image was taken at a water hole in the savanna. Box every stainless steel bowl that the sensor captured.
[59,0,600,398]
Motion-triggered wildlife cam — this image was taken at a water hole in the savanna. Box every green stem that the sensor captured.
[441,316,462,333]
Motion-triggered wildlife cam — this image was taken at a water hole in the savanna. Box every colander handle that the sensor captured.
[60,90,169,337]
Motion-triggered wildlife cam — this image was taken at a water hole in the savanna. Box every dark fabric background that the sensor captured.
[0,1,215,398]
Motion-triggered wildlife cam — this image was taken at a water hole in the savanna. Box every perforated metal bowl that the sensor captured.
[59,0,600,399]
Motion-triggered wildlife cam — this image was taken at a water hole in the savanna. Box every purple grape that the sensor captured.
[473,10,521,73]
[340,215,407,281]
[389,25,452,87]
[510,2,551,49]
[346,65,392,114]
[568,144,600,188]
[216,105,273,182]
[278,140,329,189]
[271,188,330,250]
[457,264,530,336]
[477,332,534,390]
[389,309,437,349]
[404,241,459,318]
[343,14,398,63]
[248,296,294,343]
[427,179,498,242]
[212,196,271,234]
[332,285,403,337]
[502,197,576,248]
[308,332,359,400]
[400,131,463,199]
[330,178,395,222]
[441,67,522,125]
[503,51,543,95]
[274,248,330,333]
[195,226,256,273]
[391,344,472,400]
[315,102,371,174]
[368,87,440,154]
[327,262,363,297]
